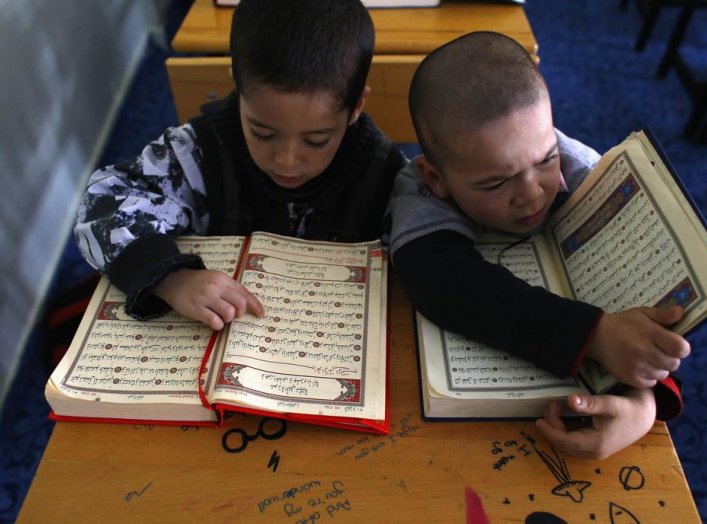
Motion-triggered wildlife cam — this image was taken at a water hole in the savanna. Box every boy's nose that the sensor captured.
[512,174,543,206]
[274,142,299,169]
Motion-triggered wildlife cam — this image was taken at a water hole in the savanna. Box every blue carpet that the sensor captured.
[1,0,706,522]
[525,1,707,520]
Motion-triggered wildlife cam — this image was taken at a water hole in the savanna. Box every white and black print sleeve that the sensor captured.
[74,124,210,274]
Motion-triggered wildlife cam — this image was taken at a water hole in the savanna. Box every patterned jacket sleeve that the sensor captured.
[74,124,211,318]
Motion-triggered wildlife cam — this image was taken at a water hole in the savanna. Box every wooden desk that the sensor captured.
[18,275,700,523]
[166,0,538,142]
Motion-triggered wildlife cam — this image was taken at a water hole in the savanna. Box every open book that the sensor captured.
[416,130,707,419]
[46,232,389,434]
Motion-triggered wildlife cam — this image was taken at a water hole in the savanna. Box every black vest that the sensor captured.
[188,92,402,243]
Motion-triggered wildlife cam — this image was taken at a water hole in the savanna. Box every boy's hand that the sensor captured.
[153,268,265,330]
[535,388,656,460]
[588,307,690,388]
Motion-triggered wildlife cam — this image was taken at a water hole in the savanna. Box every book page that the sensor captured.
[47,237,245,417]
[208,233,386,421]
[548,132,707,332]
[422,238,580,402]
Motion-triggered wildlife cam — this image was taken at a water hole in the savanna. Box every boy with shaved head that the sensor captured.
[390,32,689,459]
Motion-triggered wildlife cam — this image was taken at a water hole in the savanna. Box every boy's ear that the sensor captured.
[348,86,371,125]
[416,156,451,200]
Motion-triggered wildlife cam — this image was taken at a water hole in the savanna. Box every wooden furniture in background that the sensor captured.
[621,0,707,142]
[17,274,701,523]
[166,0,538,142]
[167,55,424,143]
[655,0,707,142]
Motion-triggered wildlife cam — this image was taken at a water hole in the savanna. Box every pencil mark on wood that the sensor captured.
[394,479,407,491]
[124,482,152,502]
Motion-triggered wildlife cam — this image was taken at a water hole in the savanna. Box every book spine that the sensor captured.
[197,235,253,409]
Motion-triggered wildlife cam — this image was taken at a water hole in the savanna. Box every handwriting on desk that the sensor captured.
[257,480,351,523]
[333,412,419,460]
[490,438,532,471]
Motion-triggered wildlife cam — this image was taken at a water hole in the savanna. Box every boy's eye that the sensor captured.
[482,179,508,191]
[305,138,330,149]
[540,153,559,166]
[250,129,274,141]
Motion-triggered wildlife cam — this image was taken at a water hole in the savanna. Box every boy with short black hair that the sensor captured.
[75,0,405,331]
[390,31,689,459]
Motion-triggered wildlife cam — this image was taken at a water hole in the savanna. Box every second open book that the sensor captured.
[46,233,389,434]
[417,130,707,419]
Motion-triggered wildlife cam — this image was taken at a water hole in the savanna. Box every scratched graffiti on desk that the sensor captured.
[257,479,352,523]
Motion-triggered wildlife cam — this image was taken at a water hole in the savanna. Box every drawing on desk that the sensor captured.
[521,431,591,503]
[525,512,568,524]
[267,450,281,472]
[609,502,640,523]
[221,417,288,453]
[619,465,645,491]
